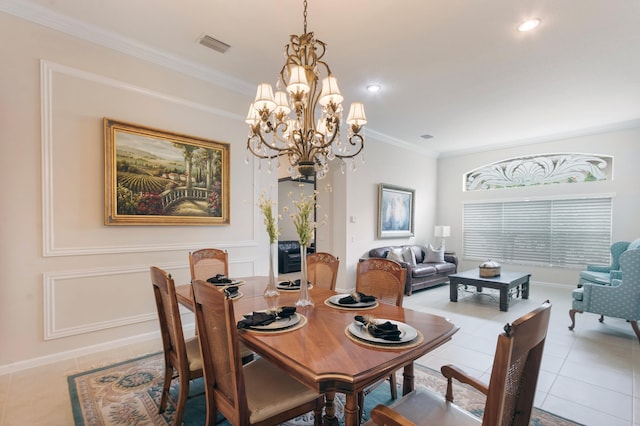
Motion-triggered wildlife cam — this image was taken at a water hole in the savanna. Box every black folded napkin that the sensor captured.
[237,306,297,329]
[354,315,402,341]
[207,274,233,284]
[223,286,238,298]
[279,280,300,288]
[339,292,376,304]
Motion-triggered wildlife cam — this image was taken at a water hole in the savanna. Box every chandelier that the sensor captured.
[245,0,366,179]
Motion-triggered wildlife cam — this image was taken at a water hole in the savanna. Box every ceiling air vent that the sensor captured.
[198,34,230,53]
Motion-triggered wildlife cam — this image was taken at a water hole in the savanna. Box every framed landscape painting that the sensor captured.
[104,118,230,225]
[378,183,415,238]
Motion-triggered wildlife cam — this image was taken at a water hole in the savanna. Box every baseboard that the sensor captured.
[0,323,195,375]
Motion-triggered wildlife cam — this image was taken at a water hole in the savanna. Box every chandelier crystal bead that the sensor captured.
[245,0,365,179]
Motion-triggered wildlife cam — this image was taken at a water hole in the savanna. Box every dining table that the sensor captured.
[175,276,459,426]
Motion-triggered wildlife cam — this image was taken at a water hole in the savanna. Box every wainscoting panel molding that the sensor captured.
[40,60,258,257]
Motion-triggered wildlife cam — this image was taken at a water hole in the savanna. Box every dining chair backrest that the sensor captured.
[192,278,248,424]
[482,301,551,425]
[151,266,190,373]
[189,248,229,282]
[307,252,339,291]
[356,258,406,306]
[150,266,203,425]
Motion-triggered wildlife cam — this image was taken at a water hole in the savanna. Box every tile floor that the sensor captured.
[1,281,639,425]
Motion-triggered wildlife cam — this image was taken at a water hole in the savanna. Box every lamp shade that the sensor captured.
[245,103,258,125]
[287,65,310,94]
[434,225,451,238]
[273,91,291,116]
[319,75,344,106]
[254,83,276,112]
[346,102,367,126]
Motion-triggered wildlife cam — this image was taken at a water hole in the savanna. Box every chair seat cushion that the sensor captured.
[579,270,611,285]
[185,337,203,371]
[412,264,438,277]
[245,358,320,423]
[364,388,480,426]
[434,263,456,274]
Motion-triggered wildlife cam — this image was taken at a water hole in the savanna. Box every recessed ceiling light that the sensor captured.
[366,84,382,93]
[518,18,541,32]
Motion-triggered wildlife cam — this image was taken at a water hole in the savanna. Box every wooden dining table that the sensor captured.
[175,277,459,426]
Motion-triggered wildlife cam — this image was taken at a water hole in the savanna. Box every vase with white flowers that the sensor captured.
[285,185,330,307]
[258,192,280,297]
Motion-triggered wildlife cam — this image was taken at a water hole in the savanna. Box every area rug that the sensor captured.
[68,352,581,425]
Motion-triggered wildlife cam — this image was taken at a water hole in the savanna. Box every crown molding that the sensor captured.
[0,0,254,96]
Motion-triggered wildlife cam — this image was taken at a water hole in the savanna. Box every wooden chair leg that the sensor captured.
[568,309,583,331]
[174,375,190,426]
[158,363,173,413]
[631,321,640,344]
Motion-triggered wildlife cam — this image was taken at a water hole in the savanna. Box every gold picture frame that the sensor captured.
[104,118,230,225]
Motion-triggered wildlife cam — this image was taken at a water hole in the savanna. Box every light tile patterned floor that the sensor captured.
[1,282,639,425]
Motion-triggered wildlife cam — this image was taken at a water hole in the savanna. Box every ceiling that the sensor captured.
[4,0,640,156]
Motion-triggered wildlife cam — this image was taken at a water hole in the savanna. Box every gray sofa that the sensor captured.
[366,245,458,295]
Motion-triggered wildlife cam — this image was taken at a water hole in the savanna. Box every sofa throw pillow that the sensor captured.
[425,244,445,263]
[401,246,417,266]
[386,247,405,263]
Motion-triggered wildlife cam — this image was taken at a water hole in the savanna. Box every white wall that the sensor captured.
[437,127,640,286]
[0,13,280,370]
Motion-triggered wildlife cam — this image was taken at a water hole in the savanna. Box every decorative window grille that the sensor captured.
[463,197,613,268]
[464,153,612,191]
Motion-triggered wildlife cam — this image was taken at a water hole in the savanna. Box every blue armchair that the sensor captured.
[570,248,640,343]
[579,241,631,285]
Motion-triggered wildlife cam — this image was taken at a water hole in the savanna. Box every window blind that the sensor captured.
[463,197,612,268]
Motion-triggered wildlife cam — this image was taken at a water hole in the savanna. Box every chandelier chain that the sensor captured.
[303,0,308,33]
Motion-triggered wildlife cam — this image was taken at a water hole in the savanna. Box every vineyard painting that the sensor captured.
[104,118,230,225]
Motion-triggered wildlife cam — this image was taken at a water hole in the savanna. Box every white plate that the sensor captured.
[348,319,418,344]
[248,312,301,331]
[328,294,377,308]
[225,291,242,300]
[277,281,301,290]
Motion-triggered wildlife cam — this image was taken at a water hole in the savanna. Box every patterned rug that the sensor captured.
[68,352,581,425]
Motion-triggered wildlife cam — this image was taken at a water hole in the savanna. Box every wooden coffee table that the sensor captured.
[449,269,531,312]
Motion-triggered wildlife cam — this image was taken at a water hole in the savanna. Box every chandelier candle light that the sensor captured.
[245,0,367,179]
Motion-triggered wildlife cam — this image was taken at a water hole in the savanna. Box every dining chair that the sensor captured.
[307,252,340,291]
[191,279,325,425]
[366,301,552,426]
[356,258,407,417]
[356,258,406,306]
[150,266,203,426]
[188,248,254,363]
[189,248,228,282]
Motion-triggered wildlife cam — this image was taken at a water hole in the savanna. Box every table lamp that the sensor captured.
[434,225,451,251]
